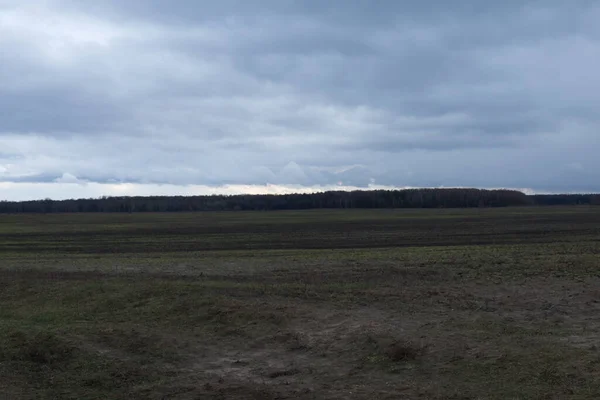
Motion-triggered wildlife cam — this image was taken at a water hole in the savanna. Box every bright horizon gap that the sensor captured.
[0,182,586,202]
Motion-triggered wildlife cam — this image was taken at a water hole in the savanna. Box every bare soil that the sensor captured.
[1,207,600,399]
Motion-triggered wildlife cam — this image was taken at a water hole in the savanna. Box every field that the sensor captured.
[2,207,600,399]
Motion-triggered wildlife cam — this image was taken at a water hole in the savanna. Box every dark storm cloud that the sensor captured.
[1,0,599,194]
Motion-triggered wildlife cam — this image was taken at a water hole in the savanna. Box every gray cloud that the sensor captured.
[1,0,600,196]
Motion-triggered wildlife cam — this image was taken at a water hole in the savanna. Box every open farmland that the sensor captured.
[2,207,600,399]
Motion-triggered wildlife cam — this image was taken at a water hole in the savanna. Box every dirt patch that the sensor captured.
[4,208,600,398]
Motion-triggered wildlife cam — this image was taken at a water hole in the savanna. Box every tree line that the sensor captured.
[3,188,589,213]
[1,189,599,214]
[529,194,600,206]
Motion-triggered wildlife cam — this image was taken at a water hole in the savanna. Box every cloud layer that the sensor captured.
[1,1,599,199]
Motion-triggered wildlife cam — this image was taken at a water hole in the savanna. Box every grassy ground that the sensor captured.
[1,207,600,399]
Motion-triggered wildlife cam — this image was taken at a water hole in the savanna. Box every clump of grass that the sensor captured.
[1,330,77,365]
[93,326,182,362]
[0,327,166,398]
[268,368,301,379]
[269,331,310,351]
[362,333,427,370]
[384,340,425,362]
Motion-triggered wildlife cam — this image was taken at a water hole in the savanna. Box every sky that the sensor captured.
[1,0,599,201]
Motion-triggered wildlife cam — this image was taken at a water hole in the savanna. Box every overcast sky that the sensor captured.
[1,1,599,200]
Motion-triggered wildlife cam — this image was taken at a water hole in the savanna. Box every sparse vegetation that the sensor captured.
[1,207,600,399]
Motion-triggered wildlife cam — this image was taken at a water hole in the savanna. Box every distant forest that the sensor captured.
[1,189,599,213]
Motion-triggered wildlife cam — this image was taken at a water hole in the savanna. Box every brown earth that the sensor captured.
[1,207,600,399]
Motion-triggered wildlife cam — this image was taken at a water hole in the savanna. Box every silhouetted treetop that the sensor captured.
[0,188,558,213]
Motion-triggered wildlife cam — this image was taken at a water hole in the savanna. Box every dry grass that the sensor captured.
[1,207,600,399]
